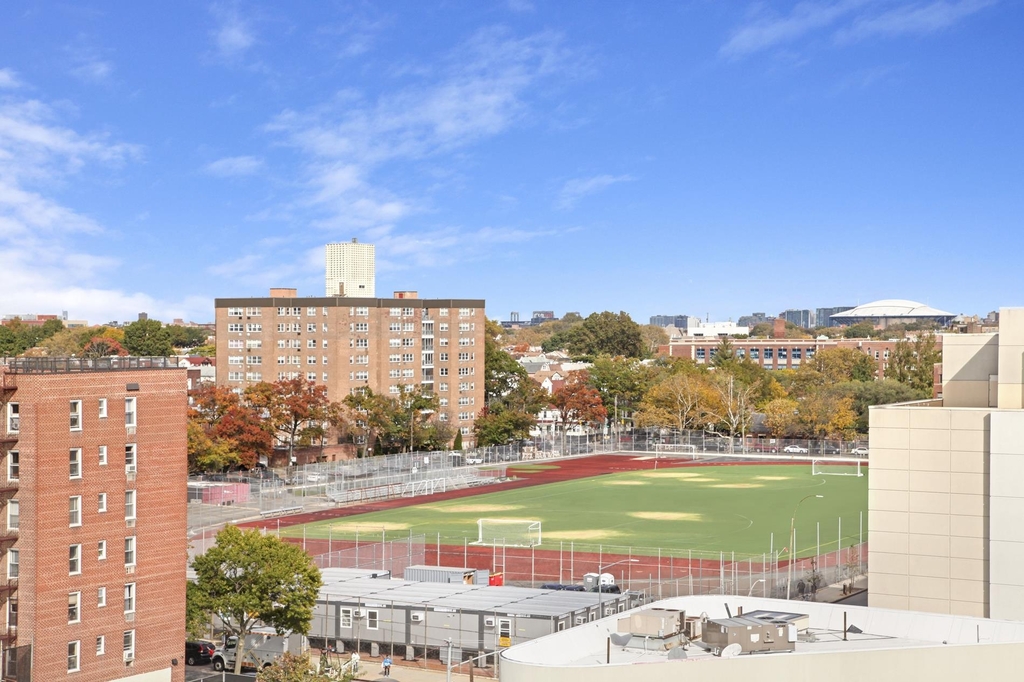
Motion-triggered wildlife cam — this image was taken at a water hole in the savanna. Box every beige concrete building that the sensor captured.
[214,289,486,446]
[869,306,1024,619]
[497,595,1024,682]
[325,239,375,297]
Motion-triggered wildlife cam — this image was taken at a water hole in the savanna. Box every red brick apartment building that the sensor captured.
[659,337,941,378]
[0,357,186,682]
[214,289,486,447]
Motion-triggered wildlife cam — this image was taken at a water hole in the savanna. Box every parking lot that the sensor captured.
[184,663,254,681]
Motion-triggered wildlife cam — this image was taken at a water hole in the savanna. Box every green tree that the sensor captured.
[640,324,670,357]
[543,311,644,358]
[887,335,941,395]
[453,430,463,450]
[0,325,21,356]
[166,324,210,349]
[189,526,322,674]
[122,318,173,356]
[836,379,926,432]
[842,321,876,339]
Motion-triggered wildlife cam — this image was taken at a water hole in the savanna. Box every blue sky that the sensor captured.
[1,1,1021,325]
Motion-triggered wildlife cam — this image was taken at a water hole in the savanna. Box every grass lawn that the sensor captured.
[283,464,867,558]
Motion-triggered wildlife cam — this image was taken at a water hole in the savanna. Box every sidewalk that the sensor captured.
[355,664,482,682]
[813,575,868,603]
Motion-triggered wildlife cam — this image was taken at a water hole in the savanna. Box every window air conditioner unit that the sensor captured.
[410,612,424,623]
[354,609,366,619]
[126,565,135,575]
[126,427,136,436]
[484,617,495,628]
[123,652,134,664]
[125,612,135,622]
[126,518,136,528]
[125,465,136,474]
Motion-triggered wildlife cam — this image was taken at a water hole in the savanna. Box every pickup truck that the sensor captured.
[212,631,309,672]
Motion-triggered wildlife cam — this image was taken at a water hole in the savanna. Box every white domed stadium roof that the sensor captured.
[830,299,953,319]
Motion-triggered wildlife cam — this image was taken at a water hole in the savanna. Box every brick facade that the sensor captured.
[0,361,187,681]
[214,292,487,447]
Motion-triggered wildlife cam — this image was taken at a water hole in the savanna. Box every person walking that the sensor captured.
[382,655,392,676]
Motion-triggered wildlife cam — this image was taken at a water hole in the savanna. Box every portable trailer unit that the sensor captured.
[404,565,490,585]
[703,615,799,654]
[310,577,630,663]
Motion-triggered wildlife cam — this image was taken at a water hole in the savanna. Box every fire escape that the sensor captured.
[0,372,18,659]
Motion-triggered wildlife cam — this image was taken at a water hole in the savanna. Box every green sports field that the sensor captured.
[282,463,868,558]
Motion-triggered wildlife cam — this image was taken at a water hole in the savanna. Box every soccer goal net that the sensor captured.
[812,459,864,477]
[472,519,542,547]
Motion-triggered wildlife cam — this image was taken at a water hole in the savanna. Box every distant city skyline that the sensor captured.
[1,2,1021,323]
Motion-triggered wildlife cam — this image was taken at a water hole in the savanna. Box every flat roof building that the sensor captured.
[498,595,1024,681]
[214,290,486,447]
[326,239,375,297]
[1,356,187,681]
[868,306,1024,619]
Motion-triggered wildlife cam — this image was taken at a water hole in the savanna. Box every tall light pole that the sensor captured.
[787,494,823,600]
[597,558,639,617]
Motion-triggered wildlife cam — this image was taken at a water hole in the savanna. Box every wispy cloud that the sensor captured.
[722,0,996,58]
[557,174,634,210]
[258,27,577,268]
[210,3,256,60]
[203,155,264,177]
[0,68,21,89]
[0,80,207,323]
[835,0,996,43]
[65,41,115,84]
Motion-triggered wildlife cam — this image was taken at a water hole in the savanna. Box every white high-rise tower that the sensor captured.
[325,239,375,297]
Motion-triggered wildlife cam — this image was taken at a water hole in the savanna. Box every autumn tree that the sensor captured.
[796,390,857,439]
[705,372,761,442]
[836,379,925,432]
[246,378,344,463]
[640,324,670,357]
[189,526,322,674]
[763,398,799,437]
[188,384,273,472]
[634,366,715,432]
[35,329,83,356]
[551,371,608,432]
[83,336,129,357]
[257,652,337,682]
[802,347,877,384]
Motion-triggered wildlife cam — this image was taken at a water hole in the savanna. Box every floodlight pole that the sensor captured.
[787,495,824,600]
[598,558,639,618]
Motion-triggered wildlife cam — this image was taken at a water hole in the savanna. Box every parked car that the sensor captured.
[783,445,809,454]
[185,641,215,666]
[465,455,484,465]
[305,472,325,483]
[850,447,869,456]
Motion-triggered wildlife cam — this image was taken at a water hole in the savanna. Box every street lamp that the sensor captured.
[598,558,639,617]
[748,578,765,597]
[787,494,824,600]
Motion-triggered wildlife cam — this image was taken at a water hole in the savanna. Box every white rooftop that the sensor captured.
[500,595,1024,669]
[830,299,953,319]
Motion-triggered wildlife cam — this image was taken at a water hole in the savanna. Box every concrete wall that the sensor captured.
[988,410,1024,618]
[868,403,989,617]
[997,308,1024,409]
[941,334,997,407]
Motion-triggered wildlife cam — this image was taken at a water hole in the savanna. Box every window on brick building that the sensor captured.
[70,448,82,479]
[125,444,136,473]
[69,496,81,527]
[98,445,107,466]
[70,399,82,431]
[98,398,107,419]
[68,592,81,623]
[7,599,16,629]
[5,403,17,434]
[125,397,136,428]
[123,630,135,661]
[124,583,135,614]
[98,540,106,561]
[6,500,16,531]
[67,641,80,672]
[124,537,136,567]
[125,490,136,521]
[96,636,105,656]
[7,550,17,579]
[98,493,107,513]
[6,450,16,481]
[97,586,106,607]
[69,544,81,575]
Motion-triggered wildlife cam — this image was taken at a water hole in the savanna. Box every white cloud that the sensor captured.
[557,174,634,210]
[0,82,208,323]
[203,155,264,176]
[256,27,576,269]
[835,0,996,43]
[0,68,21,89]
[69,56,113,83]
[211,4,256,59]
[721,0,995,58]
